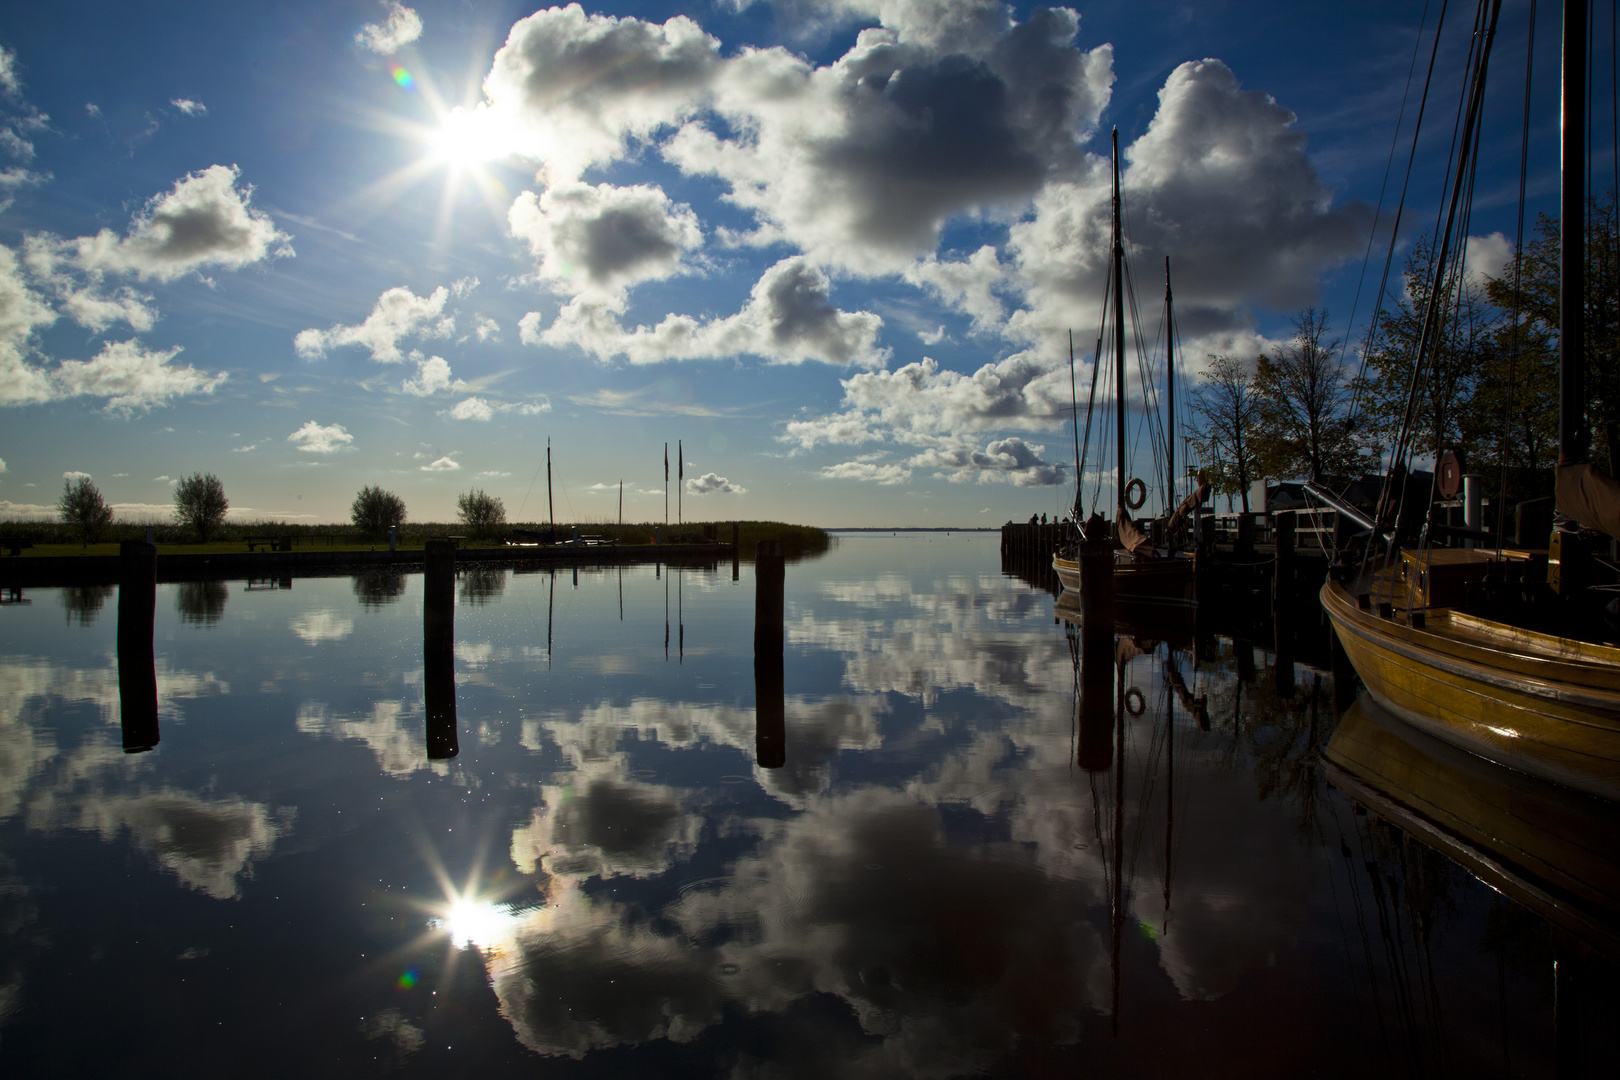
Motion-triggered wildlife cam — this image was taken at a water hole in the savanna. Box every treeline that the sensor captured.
[1188,193,1618,508]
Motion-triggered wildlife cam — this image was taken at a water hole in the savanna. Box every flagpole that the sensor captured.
[663,442,669,530]
[678,439,683,528]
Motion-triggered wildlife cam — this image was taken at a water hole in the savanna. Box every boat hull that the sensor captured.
[1052,554,1195,608]
[1321,578,1620,801]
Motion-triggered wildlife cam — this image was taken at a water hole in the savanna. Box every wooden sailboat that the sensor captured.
[1053,131,1203,609]
[1317,0,1620,801]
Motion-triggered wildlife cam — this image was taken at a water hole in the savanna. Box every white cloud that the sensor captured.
[0,244,57,406]
[170,98,207,117]
[421,456,460,471]
[287,421,354,454]
[0,45,20,97]
[0,457,6,472]
[296,284,454,362]
[402,355,466,396]
[355,0,423,55]
[53,340,227,413]
[290,610,353,644]
[481,4,722,182]
[448,395,550,420]
[684,472,744,495]
[509,182,703,297]
[1463,231,1512,288]
[819,459,911,484]
[59,165,291,283]
[539,256,887,367]
[63,470,92,481]
[909,435,1065,486]
[474,315,500,341]
[477,470,511,478]
[904,245,1007,332]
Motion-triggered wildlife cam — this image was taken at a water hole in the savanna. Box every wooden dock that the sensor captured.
[0,542,736,588]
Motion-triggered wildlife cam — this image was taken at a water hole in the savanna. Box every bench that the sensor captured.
[244,536,293,552]
[0,536,34,556]
[429,535,467,549]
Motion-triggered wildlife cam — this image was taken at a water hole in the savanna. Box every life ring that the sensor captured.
[1124,688,1146,717]
[1124,478,1147,511]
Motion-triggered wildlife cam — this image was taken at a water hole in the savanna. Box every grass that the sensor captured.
[0,519,830,560]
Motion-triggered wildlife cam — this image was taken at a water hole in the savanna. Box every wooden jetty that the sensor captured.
[0,540,736,588]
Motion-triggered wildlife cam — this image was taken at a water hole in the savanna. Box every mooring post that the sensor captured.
[1078,626,1114,772]
[754,540,785,767]
[1235,513,1256,558]
[117,540,159,753]
[1273,513,1296,611]
[732,521,741,582]
[423,539,458,760]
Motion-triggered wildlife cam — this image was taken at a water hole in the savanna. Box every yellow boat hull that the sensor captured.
[1321,577,1620,801]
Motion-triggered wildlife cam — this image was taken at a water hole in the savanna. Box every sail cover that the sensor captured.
[1557,463,1620,539]
[1115,507,1153,557]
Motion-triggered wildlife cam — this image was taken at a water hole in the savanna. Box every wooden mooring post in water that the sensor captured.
[754,540,785,768]
[118,540,159,753]
[424,539,459,760]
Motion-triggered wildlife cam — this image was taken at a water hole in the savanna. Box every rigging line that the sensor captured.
[1350,0,1456,428]
[1380,0,1503,573]
[514,451,546,523]
[1346,0,1438,386]
[1069,331,1082,512]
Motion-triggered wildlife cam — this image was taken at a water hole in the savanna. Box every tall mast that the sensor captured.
[1560,0,1588,465]
[546,438,554,534]
[1165,256,1176,513]
[1112,128,1127,521]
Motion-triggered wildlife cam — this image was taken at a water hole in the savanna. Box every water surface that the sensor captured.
[0,533,1612,1076]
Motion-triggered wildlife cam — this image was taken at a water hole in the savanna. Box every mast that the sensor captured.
[1165,257,1176,513]
[1560,0,1588,466]
[1112,128,1127,522]
[1069,330,1081,520]
[546,438,554,535]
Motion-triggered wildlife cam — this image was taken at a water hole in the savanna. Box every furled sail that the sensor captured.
[1557,463,1620,540]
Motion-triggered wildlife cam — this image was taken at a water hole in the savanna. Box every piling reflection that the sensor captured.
[117,541,158,752]
[424,540,458,760]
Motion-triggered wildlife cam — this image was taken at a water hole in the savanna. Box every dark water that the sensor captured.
[0,533,1614,1077]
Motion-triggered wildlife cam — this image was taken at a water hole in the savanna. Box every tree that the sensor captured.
[351,485,407,537]
[58,476,113,546]
[1252,308,1361,481]
[1359,236,1501,467]
[173,473,228,542]
[456,488,505,538]
[1188,354,1263,511]
[1485,191,1618,472]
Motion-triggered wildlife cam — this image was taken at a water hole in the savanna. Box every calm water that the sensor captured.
[0,533,1613,1077]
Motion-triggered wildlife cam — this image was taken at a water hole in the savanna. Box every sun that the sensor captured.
[427,104,510,170]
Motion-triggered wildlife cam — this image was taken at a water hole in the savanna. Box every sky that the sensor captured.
[0,0,1587,527]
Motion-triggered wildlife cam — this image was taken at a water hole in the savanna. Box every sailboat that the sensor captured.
[1053,129,1206,609]
[1314,0,1620,801]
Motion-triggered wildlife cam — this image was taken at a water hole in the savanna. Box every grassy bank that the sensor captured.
[0,519,830,560]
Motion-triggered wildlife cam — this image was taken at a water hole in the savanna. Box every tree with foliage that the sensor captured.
[1484,191,1618,472]
[173,473,228,542]
[58,475,113,546]
[1252,308,1362,481]
[456,488,505,538]
[1357,236,1502,467]
[351,485,407,537]
[1188,354,1263,511]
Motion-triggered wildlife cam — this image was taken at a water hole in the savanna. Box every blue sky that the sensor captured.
[0,0,1578,527]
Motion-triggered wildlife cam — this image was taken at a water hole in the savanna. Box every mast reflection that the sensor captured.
[117,541,159,753]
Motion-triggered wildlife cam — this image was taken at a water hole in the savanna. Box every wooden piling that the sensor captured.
[424,539,458,760]
[1273,513,1296,611]
[117,540,159,753]
[754,540,784,651]
[732,521,741,582]
[754,539,785,766]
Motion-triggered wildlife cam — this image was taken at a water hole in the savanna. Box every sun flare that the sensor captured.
[428,105,510,169]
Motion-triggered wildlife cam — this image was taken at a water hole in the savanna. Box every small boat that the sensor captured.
[1051,129,1205,609]
[1315,0,1620,801]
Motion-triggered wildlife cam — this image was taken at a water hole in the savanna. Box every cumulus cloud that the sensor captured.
[447,395,551,421]
[481,4,722,182]
[474,315,500,341]
[401,355,466,396]
[1463,231,1512,288]
[684,472,744,495]
[421,456,460,471]
[537,256,887,367]
[58,165,291,283]
[819,459,910,484]
[356,0,423,55]
[53,340,227,413]
[903,245,1007,332]
[910,435,1064,485]
[287,421,354,453]
[295,284,454,362]
[508,181,702,295]
[170,98,207,117]
[666,6,1112,273]
[0,245,58,406]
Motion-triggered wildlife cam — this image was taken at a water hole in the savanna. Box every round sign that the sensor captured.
[1437,450,1462,499]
